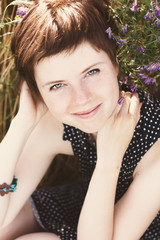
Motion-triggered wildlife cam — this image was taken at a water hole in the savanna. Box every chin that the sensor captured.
[76,122,105,134]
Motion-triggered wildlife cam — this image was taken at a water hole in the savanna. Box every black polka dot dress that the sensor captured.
[30,90,160,240]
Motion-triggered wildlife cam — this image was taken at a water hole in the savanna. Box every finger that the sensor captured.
[19,81,28,103]
[119,92,132,115]
[116,91,132,117]
[129,93,141,122]
[19,81,35,110]
[20,81,31,97]
[20,81,31,94]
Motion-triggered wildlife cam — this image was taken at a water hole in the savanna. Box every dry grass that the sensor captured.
[0,0,19,140]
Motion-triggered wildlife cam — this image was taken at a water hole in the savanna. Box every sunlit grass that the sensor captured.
[0,0,19,139]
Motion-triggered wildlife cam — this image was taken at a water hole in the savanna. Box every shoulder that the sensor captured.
[138,90,160,136]
[122,85,160,136]
[131,89,160,177]
[133,138,160,178]
[138,90,160,114]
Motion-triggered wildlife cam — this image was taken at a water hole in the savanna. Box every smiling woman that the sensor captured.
[34,42,119,133]
[0,0,160,240]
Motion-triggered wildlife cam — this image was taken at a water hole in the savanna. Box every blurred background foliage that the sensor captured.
[110,0,160,96]
[0,0,160,186]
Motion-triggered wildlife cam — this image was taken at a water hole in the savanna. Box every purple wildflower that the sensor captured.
[105,27,117,41]
[146,62,160,71]
[130,84,138,92]
[157,36,160,44]
[121,24,128,34]
[153,19,160,27]
[139,65,148,70]
[155,8,160,18]
[137,73,148,79]
[152,0,160,18]
[144,77,157,85]
[138,73,157,85]
[16,6,28,17]
[137,46,145,52]
[151,78,158,85]
[130,0,138,12]
[117,39,127,46]
[144,11,153,21]
[118,97,124,105]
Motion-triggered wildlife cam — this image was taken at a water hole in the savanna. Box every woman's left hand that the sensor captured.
[96,92,142,168]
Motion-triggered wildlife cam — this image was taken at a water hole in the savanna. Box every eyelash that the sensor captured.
[49,68,100,91]
[86,68,100,77]
[50,83,64,91]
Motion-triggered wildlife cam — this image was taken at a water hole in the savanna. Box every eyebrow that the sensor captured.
[43,61,104,87]
[81,61,104,74]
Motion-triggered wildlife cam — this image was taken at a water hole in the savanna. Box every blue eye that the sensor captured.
[50,83,64,91]
[86,69,100,76]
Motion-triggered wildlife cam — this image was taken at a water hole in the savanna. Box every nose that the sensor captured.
[72,85,91,105]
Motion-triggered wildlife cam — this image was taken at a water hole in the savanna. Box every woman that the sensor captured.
[0,0,160,239]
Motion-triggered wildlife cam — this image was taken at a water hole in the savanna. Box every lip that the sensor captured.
[72,104,102,119]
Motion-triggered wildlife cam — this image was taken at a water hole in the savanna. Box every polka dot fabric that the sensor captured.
[30,181,89,239]
[30,90,160,240]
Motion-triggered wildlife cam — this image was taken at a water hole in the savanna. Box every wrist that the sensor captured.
[12,115,34,132]
[0,117,33,179]
[96,161,120,176]
[96,146,125,175]
[1,116,33,148]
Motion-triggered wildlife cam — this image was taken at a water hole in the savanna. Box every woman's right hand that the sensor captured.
[14,81,47,130]
[96,92,142,169]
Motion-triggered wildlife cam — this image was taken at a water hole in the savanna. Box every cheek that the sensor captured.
[47,100,66,115]
[95,73,119,96]
[40,92,70,117]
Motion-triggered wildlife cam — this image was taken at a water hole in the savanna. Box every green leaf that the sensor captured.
[143,0,151,8]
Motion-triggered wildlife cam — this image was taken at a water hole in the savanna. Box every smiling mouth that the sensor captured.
[72,104,102,119]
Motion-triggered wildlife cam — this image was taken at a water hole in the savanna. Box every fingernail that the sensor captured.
[118,97,124,105]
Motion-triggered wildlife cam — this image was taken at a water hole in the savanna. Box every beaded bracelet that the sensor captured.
[0,177,18,196]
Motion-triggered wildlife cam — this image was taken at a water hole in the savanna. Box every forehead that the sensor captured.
[34,42,112,82]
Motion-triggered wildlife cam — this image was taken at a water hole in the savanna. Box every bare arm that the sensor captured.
[0,116,34,228]
[77,93,142,240]
[0,82,46,228]
[79,139,160,240]
[113,139,160,240]
[0,82,72,229]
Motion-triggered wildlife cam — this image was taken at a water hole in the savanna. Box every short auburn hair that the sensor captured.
[11,0,118,100]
